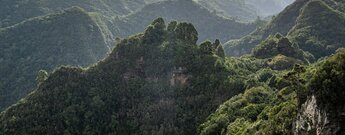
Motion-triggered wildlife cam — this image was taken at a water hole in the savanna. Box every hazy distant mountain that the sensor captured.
[245,0,295,16]
[0,0,257,43]
[0,7,111,110]
[0,0,146,28]
[110,0,257,43]
[193,0,294,21]
[194,0,257,21]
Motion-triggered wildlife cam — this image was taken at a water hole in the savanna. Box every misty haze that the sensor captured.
[0,0,344,134]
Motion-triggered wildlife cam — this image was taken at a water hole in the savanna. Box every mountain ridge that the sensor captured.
[0,7,111,110]
[110,0,257,43]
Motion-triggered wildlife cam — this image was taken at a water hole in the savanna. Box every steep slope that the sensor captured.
[322,0,345,13]
[295,48,345,135]
[194,0,294,22]
[245,0,295,17]
[288,0,345,58]
[0,7,111,110]
[224,0,345,59]
[0,19,265,135]
[224,0,309,56]
[195,0,257,22]
[199,46,345,135]
[111,0,257,43]
[0,0,146,28]
[0,0,257,43]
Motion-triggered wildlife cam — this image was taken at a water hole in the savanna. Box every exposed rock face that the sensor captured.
[169,67,190,86]
[295,95,345,135]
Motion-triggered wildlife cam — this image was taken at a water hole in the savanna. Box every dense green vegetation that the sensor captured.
[0,19,262,135]
[288,0,345,58]
[251,34,314,70]
[224,0,345,58]
[0,7,111,110]
[252,34,306,60]
[309,48,345,114]
[224,0,310,56]
[199,46,345,135]
[225,0,345,58]
[0,0,345,134]
[3,17,342,134]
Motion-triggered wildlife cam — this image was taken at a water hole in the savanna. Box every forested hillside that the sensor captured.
[0,0,257,111]
[224,0,309,56]
[2,16,344,134]
[0,19,264,135]
[200,48,345,135]
[288,0,345,58]
[0,0,344,134]
[224,0,345,59]
[0,7,111,110]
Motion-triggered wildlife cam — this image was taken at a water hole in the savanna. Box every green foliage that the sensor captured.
[143,18,167,44]
[252,34,302,59]
[0,19,246,135]
[249,33,311,70]
[216,45,225,58]
[36,70,49,83]
[198,61,321,135]
[200,41,213,55]
[198,86,280,135]
[267,54,303,70]
[0,8,110,110]
[224,0,309,56]
[288,0,345,58]
[200,47,345,135]
[309,48,345,109]
[224,0,345,58]
[0,1,344,134]
[174,22,198,45]
[199,82,299,135]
